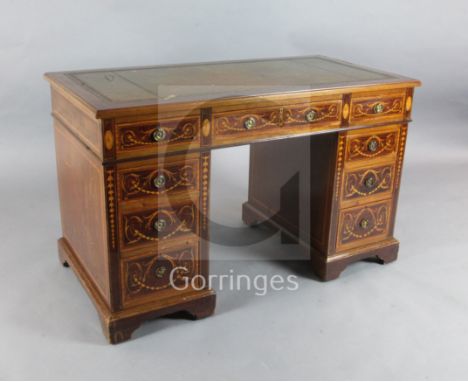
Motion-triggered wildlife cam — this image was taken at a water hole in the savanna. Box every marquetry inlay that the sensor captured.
[106,169,117,249]
[120,160,198,200]
[119,118,199,149]
[123,203,197,246]
[123,246,197,302]
[338,201,391,249]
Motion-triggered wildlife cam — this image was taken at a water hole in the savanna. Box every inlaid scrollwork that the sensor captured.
[214,102,341,134]
[119,118,199,149]
[339,202,390,247]
[121,163,197,200]
[347,131,398,161]
[351,96,403,121]
[343,165,393,200]
[287,103,340,124]
[123,203,196,246]
[125,247,196,298]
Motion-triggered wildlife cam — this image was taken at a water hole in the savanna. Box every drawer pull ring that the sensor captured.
[155,266,167,279]
[152,127,167,142]
[153,174,166,189]
[367,139,379,153]
[364,176,376,189]
[359,219,369,229]
[373,103,384,114]
[305,110,317,122]
[244,117,256,130]
[154,219,167,232]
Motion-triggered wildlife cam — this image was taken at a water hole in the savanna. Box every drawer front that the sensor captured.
[336,200,392,251]
[116,116,200,157]
[341,163,395,205]
[213,100,341,144]
[121,243,199,307]
[350,91,405,125]
[345,127,399,163]
[118,156,199,202]
[121,201,198,250]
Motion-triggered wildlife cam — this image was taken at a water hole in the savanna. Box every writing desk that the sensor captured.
[45,56,420,343]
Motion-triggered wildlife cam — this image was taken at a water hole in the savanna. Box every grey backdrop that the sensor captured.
[1,0,468,379]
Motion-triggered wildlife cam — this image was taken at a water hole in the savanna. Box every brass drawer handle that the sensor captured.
[305,110,317,122]
[153,174,166,189]
[367,139,379,153]
[364,176,376,189]
[373,103,384,114]
[244,117,256,130]
[154,219,167,232]
[152,127,167,142]
[359,219,369,229]
[155,266,167,279]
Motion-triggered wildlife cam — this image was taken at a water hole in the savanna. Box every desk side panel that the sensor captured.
[54,121,111,306]
[51,87,103,160]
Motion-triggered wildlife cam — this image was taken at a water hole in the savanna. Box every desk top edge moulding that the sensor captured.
[46,56,420,343]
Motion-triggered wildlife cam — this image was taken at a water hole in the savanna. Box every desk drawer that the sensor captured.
[116,116,200,157]
[120,200,198,251]
[350,91,405,125]
[345,126,399,163]
[118,155,200,202]
[336,199,392,251]
[121,242,199,307]
[213,100,341,145]
[341,163,395,206]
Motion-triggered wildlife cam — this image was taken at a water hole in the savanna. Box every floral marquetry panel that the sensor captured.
[213,101,341,144]
[341,163,395,204]
[118,157,199,201]
[345,127,399,162]
[121,202,198,250]
[116,117,200,157]
[121,245,198,306]
[336,200,392,251]
[350,92,405,124]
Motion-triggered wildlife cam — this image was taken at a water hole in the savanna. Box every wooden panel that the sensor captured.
[345,125,399,163]
[213,100,341,146]
[117,154,200,202]
[51,88,103,158]
[350,90,405,125]
[120,241,200,307]
[54,120,110,305]
[340,162,395,207]
[120,200,199,252]
[336,199,392,252]
[115,116,200,159]
[245,133,338,252]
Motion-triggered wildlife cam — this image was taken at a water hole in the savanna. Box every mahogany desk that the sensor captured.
[45,56,420,343]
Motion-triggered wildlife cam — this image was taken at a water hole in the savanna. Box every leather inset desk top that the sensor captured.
[45,56,420,117]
